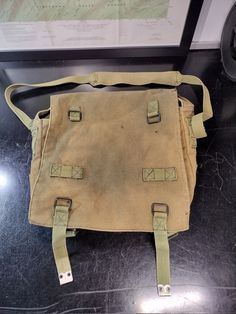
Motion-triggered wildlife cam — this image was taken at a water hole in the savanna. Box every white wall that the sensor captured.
[191,0,235,49]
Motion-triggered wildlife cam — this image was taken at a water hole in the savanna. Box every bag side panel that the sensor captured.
[179,98,197,201]
[29,117,49,190]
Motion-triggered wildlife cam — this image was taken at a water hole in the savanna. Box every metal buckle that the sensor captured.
[147,113,161,124]
[158,284,171,296]
[54,197,72,210]
[68,108,82,122]
[151,203,168,215]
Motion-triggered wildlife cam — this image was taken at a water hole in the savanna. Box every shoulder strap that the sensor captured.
[4,71,212,138]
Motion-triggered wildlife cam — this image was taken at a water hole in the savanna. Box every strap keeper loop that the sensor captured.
[68,106,82,122]
[147,100,161,124]
[152,203,168,215]
[54,197,72,211]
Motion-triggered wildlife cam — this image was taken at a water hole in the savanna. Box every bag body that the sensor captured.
[5,71,212,295]
[29,88,196,232]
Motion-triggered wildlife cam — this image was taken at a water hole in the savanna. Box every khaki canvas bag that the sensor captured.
[5,71,212,296]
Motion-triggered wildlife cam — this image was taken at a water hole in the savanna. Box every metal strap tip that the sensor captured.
[158,284,171,296]
[59,271,73,285]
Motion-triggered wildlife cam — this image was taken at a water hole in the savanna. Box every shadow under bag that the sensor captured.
[5,71,213,296]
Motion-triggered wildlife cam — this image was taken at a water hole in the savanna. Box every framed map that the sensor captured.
[0,0,203,60]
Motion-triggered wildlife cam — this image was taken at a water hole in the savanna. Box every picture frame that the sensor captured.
[0,0,203,61]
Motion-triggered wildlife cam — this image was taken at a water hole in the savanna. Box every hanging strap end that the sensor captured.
[53,198,73,286]
[158,284,171,296]
[59,271,73,285]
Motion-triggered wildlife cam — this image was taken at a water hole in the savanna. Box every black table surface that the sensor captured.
[0,50,236,314]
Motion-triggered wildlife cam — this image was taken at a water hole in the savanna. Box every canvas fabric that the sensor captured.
[29,88,196,232]
[4,71,212,291]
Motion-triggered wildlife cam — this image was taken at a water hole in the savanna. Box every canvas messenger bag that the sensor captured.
[5,71,212,296]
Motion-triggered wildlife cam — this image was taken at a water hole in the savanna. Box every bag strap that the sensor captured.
[52,198,73,285]
[152,203,171,296]
[4,71,212,138]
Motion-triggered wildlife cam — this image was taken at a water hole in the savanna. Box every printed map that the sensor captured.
[0,0,169,22]
[0,0,190,50]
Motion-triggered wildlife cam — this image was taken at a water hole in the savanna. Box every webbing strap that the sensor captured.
[52,198,73,285]
[180,74,212,138]
[143,167,177,182]
[4,71,212,138]
[147,100,161,124]
[152,203,171,296]
[50,163,84,180]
